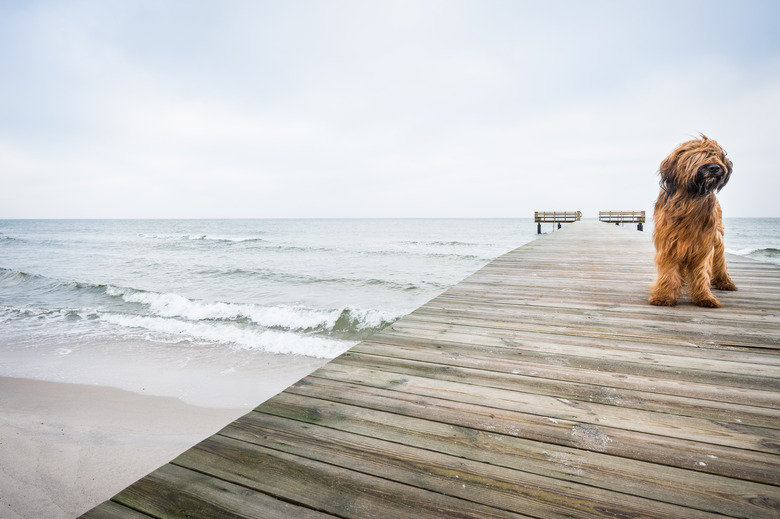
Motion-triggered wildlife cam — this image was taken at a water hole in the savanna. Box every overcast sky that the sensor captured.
[1,0,778,219]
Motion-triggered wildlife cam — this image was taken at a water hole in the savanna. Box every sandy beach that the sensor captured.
[0,352,329,518]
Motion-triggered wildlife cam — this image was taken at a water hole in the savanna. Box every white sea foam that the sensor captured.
[137,232,264,243]
[727,248,756,256]
[204,235,266,243]
[727,246,780,265]
[247,304,340,330]
[100,314,352,358]
[105,285,395,333]
[0,305,99,324]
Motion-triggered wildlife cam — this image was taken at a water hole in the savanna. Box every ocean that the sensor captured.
[1,218,778,406]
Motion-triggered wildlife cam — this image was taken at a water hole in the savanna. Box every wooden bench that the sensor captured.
[534,211,582,233]
[599,211,646,231]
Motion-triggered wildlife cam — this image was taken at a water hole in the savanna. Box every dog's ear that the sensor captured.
[658,153,678,197]
[717,156,733,192]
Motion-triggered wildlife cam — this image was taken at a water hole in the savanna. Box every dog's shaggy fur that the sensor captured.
[649,135,737,307]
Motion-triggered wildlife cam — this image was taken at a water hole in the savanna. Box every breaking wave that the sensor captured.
[729,247,780,265]
[98,314,352,358]
[0,267,400,357]
[138,233,267,243]
[105,285,397,338]
[200,267,449,292]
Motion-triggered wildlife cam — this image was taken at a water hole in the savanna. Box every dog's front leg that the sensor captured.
[689,251,721,307]
[649,252,683,306]
[711,230,737,291]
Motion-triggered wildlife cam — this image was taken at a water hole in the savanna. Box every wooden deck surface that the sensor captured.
[82,221,780,519]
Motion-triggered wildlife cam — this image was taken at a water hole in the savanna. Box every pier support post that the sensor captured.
[537,223,541,234]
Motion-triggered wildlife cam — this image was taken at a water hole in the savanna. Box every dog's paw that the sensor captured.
[649,295,677,306]
[712,278,737,291]
[694,296,722,308]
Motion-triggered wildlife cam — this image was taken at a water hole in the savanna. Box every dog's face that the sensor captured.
[659,135,733,199]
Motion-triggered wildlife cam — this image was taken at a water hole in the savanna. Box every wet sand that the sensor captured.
[0,356,327,518]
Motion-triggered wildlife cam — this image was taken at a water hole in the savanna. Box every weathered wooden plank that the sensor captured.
[307,362,780,454]
[80,501,153,519]
[253,394,780,518]
[396,317,779,356]
[468,266,780,286]
[323,355,780,428]
[282,376,780,485]
[220,411,730,519]
[400,309,778,350]
[412,298,780,344]
[172,435,530,519]
[389,309,780,357]
[461,279,780,296]
[112,463,335,519]
[429,294,780,328]
[444,282,780,307]
[342,346,780,409]
[360,329,780,392]
[386,314,780,365]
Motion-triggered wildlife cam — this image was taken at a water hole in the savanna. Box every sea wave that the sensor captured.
[197,267,450,292]
[1,305,387,361]
[4,263,438,299]
[0,302,360,358]
[0,266,38,281]
[137,233,491,260]
[0,267,117,300]
[105,285,397,337]
[0,305,97,323]
[0,264,438,306]
[353,249,489,261]
[99,314,352,358]
[728,247,780,265]
[0,267,400,349]
[400,240,481,247]
[138,233,266,244]
[750,247,780,256]
[247,241,490,260]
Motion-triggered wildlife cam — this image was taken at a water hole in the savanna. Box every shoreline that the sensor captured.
[0,373,313,518]
[0,337,334,409]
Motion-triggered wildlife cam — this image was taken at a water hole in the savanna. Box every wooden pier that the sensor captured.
[83,221,780,519]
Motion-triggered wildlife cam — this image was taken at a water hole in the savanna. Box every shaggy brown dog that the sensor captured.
[649,135,737,307]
